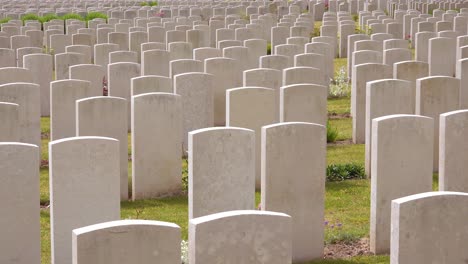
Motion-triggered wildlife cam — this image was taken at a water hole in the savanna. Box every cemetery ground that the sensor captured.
[36,57,430,264]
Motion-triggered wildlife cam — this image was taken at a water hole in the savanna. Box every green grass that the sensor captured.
[324,180,370,243]
[41,117,50,134]
[328,97,350,115]
[329,118,351,141]
[327,144,364,165]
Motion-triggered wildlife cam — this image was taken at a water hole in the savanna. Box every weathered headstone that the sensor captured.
[76,96,129,200]
[416,76,460,171]
[391,192,468,263]
[370,114,433,254]
[72,220,181,264]
[262,122,325,262]
[50,137,120,264]
[50,79,92,140]
[189,127,255,219]
[0,143,40,264]
[189,210,292,264]
[226,87,276,189]
[439,110,468,192]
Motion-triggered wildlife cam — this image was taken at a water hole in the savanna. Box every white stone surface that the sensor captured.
[416,76,460,171]
[76,96,128,200]
[439,110,468,192]
[189,210,292,264]
[0,102,19,141]
[50,79,92,140]
[131,93,182,200]
[226,87,276,189]
[189,127,255,219]
[0,82,40,148]
[174,72,214,153]
[0,143,40,264]
[280,84,328,126]
[391,192,468,264]
[73,220,181,264]
[365,79,414,176]
[371,115,434,254]
[23,54,53,116]
[262,122,326,262]
[50,137,120,264]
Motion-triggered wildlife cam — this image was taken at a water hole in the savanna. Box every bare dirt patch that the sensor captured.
[324,238,372,259]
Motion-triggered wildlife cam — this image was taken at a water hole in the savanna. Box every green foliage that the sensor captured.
[141,1,158,6]
[19,12,108,26]
[266,42,272,55]
[352,14,359,22]
[313,26,321,37]
[327,121,339,143]
[39,14,60,23]
[354,26,366,34]
[85,12,108,21]
[21,13,41,23]
[0,17,11,24]
[326,163,366,182]
[60,13,85,21]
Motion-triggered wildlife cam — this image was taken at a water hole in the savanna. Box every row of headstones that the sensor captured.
[0,61,328,197]
[2,120,325,264]
[369,110,468,255]
[353,64,466,170]
[2,127,468,263]
[0,0,334,21]
[351,7,468,257]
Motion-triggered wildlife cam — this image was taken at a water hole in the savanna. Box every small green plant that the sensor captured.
[266,42,272,55]
[182,163,188,191]
[329,66,350,98]
[0,17,11,24]
[327,121,339,143]
[326,163,366,182]
[352,14,359,22]
[354,26,366,34]
[140,1,158,6]
[39,14,60,23]
[311,24,321,37]
[61,13,85,21]
[21,14,41,24]
[85,12,108,22]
